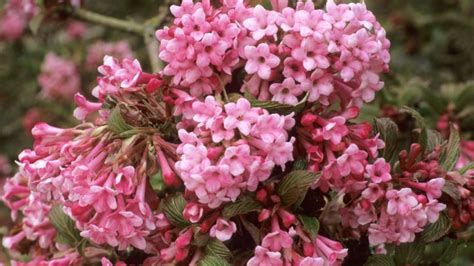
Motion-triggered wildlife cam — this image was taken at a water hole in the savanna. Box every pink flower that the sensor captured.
[223,98,259,135]
[261,230,293,251]
[221,144,251,176]
[425,178,445,200]
[299,257,325,266]
[77,185,118,213]
[181,8,211,41]
[301,69,333,103]
[98,56,142,89]
[86,41,133,70]
[362,183,384,203]
[244,43,280,80]
[114,166,135,195]
[73,93,102,121]
[269,78,304,105]
[243,5,279,41]
[424,200,446,223]
[291,37,329,71]
[386,188,419,216]
[365,158,391,183]
[247,246,283,266]
[192,96,222,125]
[195,32,229,67]
[320,116,348,145]
[37,52,80,101]
[209,218,237,241]
[183,202,204,223]
[336,144,367,176]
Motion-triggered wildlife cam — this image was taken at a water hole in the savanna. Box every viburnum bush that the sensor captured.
[1,0,473,265]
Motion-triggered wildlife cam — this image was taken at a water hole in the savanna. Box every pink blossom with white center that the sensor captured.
[336,144,368,176]
[362,183,384,203]
[182,202,204,223]
[424,200,446,223]
[301,69,334,104]
[98,56,142,89]
[365,158,391,183]
[224,98,259,135]
[425,178,445,200]
[247,246,283,266]
[385,188,419,216]
[243,5,279,41]
[320,116,348,145]
[192,95,223,126]
[269,78,304,105]
[291,37,330,71]
[37,52,80,101]
[75,185,118,213]
[244,43,280,80]
[221,144,251,176]
[181,8,211,41]
[195,32,230,67]
[209,218,237,241]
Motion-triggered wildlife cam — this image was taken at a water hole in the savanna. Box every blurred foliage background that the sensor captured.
[0,0,473,264]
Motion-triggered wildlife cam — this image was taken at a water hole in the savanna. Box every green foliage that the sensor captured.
[276,170,318,208]
[222,194,262,219]
[162,194,191,228]
[48,204,82,245]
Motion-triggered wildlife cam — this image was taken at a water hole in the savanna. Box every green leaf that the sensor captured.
[204,239,232,260]
[440,125,460,171]
[198,256,231,266]
[149,170,166,192]
[459,162,474,175]
[400,106,428,152]
[364,254,396,266]
[442,180,461,204]
[107,107,133,135]
[48,204,81,245]
[297,215,319,241]
[426,129,445,153]
[394,239,425,266]
[29,13,44,35]
[192,227,210,247]
[222,195,262,219]
[374,118,400,161]
[419,213,451,243]
[293,158,308,170]
[240,217,261,244]
[162,194,191,228]
[277,170,318,207]
[421,86,447,114]
[423,238,460,264]
[247,91,308,115]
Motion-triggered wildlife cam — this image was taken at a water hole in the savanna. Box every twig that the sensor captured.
[70,7,145,35]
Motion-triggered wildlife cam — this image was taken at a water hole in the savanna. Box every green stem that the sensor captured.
[70,7,145,35]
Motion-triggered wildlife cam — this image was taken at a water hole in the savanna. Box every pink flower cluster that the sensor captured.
[157,0,389,107]
[37,52,80,101]
[299,108,385,193]
[176,96,295,208]
[86,41,134,70]
[2,172,56,250]
[17,122,157,251]
[0,0,37,41]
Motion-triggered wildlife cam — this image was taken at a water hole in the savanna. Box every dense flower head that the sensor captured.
[0,0,37,41]
[176,96,295,208]
[37,52,81,101]
[3,1,473,265]
[157,0,390,108]
[86,41,134,70]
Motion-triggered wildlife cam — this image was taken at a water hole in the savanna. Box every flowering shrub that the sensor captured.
[0,0,473,265]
